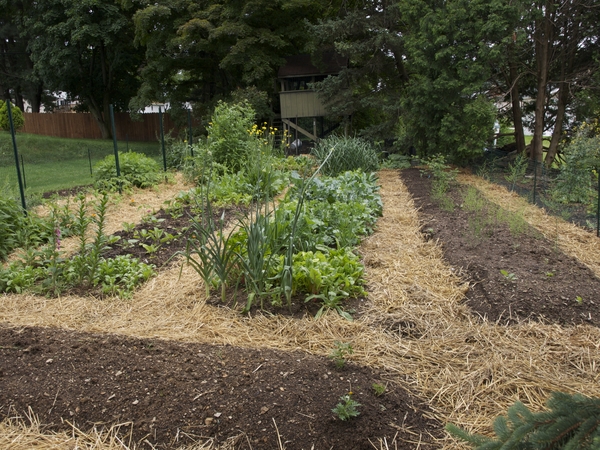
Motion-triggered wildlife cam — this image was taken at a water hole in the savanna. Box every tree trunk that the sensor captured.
[87,98,111,139]
[530,3,553,165]
[545,74,570,166]
[509,60,526,154]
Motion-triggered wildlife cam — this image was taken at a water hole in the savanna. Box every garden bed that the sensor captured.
[401,167,600,328]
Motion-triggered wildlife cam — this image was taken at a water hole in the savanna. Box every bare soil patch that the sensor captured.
[0,324,441,449]
[401,168,600,328]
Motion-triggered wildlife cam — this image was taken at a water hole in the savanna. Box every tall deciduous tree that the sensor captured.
[0,0,45,111]
[131,0,327,115]
[26,0,144,138]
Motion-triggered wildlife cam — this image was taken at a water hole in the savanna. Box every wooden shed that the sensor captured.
[278,53,347,144]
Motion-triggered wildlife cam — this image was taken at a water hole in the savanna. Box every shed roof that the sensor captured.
[278,53,347,78]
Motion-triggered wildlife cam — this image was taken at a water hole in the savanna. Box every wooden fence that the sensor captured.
[21,112,185,142]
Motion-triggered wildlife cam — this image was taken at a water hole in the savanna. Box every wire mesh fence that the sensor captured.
[470,150,600,237]
[0,136,162,202]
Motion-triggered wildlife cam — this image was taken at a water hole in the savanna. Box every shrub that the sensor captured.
[207,101,256,172]
[551,133,600,204]
[312,136,380,176]
[0,101,24,131]
[93,152,163,190]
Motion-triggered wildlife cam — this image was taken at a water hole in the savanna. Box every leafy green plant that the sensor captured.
[381,153,412,169]
[575,295,583,304]
[500,269,517,283]
[372,383,386,396]
[447,392,600,449]
[94,151,163,190]
[95,255,155,298]
[293,248,365,298]
[332,394,361,421]
[329,341,354,369]
[311,135,380,176]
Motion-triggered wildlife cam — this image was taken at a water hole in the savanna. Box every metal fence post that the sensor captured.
[109,104,122,193]
[6,99,26,212]
[159,106,167,174]
[532,159,538,205]
[597,167,599,238]
[188,109,194,157]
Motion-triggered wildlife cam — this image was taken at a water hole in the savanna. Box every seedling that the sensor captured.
[546,271,555,278]
[122,222,136,233]
[575,296,583,304]
[329,341,354,369]
[372,383,386,396]
[332,394,361,421]
[500,269,517,283]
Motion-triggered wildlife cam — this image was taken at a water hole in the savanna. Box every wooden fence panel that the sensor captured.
[21,112,184,142]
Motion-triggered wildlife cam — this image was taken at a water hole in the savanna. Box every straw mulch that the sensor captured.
[457,172,600,278]
[1,169,599,449]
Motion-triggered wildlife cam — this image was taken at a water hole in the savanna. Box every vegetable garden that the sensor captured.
[1,103,600,449]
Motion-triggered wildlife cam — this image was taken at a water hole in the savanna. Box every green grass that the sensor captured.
[0,132,162,195]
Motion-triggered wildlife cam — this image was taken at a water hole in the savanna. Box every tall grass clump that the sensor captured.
[312,135,379,176]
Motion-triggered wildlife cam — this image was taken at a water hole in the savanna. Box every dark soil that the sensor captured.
[103,205,245,270]
[0,324,442,449]
[401,168,600,328]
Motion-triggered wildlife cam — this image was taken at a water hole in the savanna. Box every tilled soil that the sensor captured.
[0,325,442,449]
[401,168,600,328]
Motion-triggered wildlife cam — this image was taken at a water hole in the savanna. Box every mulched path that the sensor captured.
[401,167,600,328]
[0,324,442,449]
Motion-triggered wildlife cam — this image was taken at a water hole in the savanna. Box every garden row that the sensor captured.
[1,101,383,320]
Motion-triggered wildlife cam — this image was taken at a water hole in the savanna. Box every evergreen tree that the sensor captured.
[447,392,600,449]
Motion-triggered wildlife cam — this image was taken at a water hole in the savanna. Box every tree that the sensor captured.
[490,0,600,166]
[25,0,144,138]
[131,0,328,116]
[310,0,409,142]
[0,0,45,112]
[396,0,512,161]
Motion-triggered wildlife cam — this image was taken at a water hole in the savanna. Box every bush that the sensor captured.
[207,101,256,172]
[0,101,24,131]
[552,133,600,204]
[93,152,163,190]
[311,136,380,176]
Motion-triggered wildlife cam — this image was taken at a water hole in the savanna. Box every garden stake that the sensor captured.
[159,106,167,179]
[6,99,26,213]
[109,104,122,194]
[20,154,26,189]
[88,148,93,176]
[187,109,194,157]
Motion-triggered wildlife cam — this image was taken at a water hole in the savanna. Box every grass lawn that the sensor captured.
[0,132,163,197]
